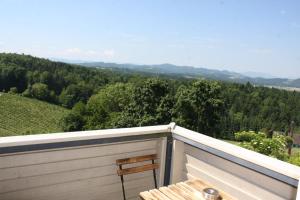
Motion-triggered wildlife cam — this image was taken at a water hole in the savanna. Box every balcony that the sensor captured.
[0,123,299,200]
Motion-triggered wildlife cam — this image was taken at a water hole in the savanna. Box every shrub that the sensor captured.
[60,102,86,131]
[8,87,18,94]
[252,135,287,160]
[31,83,50,101]
[240,142,255,151]
[236,131,288,160]
[235,131,265,142]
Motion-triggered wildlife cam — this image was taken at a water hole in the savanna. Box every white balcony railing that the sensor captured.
[0,123,299,200]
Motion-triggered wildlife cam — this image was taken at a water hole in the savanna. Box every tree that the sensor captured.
[31,83,51,101]
[61,102,87,131]
[59,84,93,108]
[85,83,134,129]
[173,80,224,137]
[116,78,173,127]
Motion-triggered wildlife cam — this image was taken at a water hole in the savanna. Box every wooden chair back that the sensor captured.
[116,154,158,200]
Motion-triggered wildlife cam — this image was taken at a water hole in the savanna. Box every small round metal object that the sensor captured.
[202,188,219,200]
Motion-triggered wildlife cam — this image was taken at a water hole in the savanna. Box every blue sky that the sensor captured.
[0,0,299,78]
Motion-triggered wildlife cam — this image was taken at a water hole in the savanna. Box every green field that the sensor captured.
[0,93,70,137]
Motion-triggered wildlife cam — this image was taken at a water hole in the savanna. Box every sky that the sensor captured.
[0,0,300,78]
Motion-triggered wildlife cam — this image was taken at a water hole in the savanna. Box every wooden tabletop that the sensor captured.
[140,179,235,200]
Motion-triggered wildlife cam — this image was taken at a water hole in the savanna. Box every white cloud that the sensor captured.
[65,48,82,54]
[103,49,115,58]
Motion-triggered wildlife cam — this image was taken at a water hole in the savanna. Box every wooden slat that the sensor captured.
[150,189,172,200]
[116,154,157,165]
[175,183,196,194]
[186,179,235,200]
[117,163,159,176]
[140,179,236,200]
[177,183,205,200]
[140,191,158,200]
[159,187,186,200]
[168,185,195,200]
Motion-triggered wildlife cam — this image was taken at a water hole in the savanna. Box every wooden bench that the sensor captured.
[116,154,159,200]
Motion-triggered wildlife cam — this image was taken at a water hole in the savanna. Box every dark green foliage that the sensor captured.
[60,102,87,131]
[115,78,174,127]
[172,80,224,137]
[220,83,300,138]
[235,131,265,142]
[85,83,133,129]
[30,83,52,101]
[59,84,93,108]
[0,53,131,105]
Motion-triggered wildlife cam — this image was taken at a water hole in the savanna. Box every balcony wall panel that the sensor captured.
[183,144,297,200]
[0,139,161,200]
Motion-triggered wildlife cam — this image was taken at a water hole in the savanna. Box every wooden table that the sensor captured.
[140,179,235,200]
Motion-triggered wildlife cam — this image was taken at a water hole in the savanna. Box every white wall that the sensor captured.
[0,139,164,200]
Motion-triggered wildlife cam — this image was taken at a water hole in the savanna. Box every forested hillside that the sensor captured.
[81,61,300,88]
[1,53,299,138]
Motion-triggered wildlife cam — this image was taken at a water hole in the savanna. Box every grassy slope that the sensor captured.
[0,93,70,137]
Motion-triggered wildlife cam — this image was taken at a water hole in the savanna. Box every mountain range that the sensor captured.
[77,61,300,89]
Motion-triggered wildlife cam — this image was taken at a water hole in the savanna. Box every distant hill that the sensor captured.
[0,93,69,136]
[241,71,276,79]
[80,62,300,89]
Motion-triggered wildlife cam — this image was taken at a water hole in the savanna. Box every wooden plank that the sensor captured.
[159,186,186,200]
[140,191,159,200]
[175,182,196,194]
[168,185,195,200]
[116,154,157,165]
[118,163,159,176]
[176,183,204,200]
[149,189,171,200]
[140,179,236,200]
[186,179,235,200]
[140,179,235,200]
